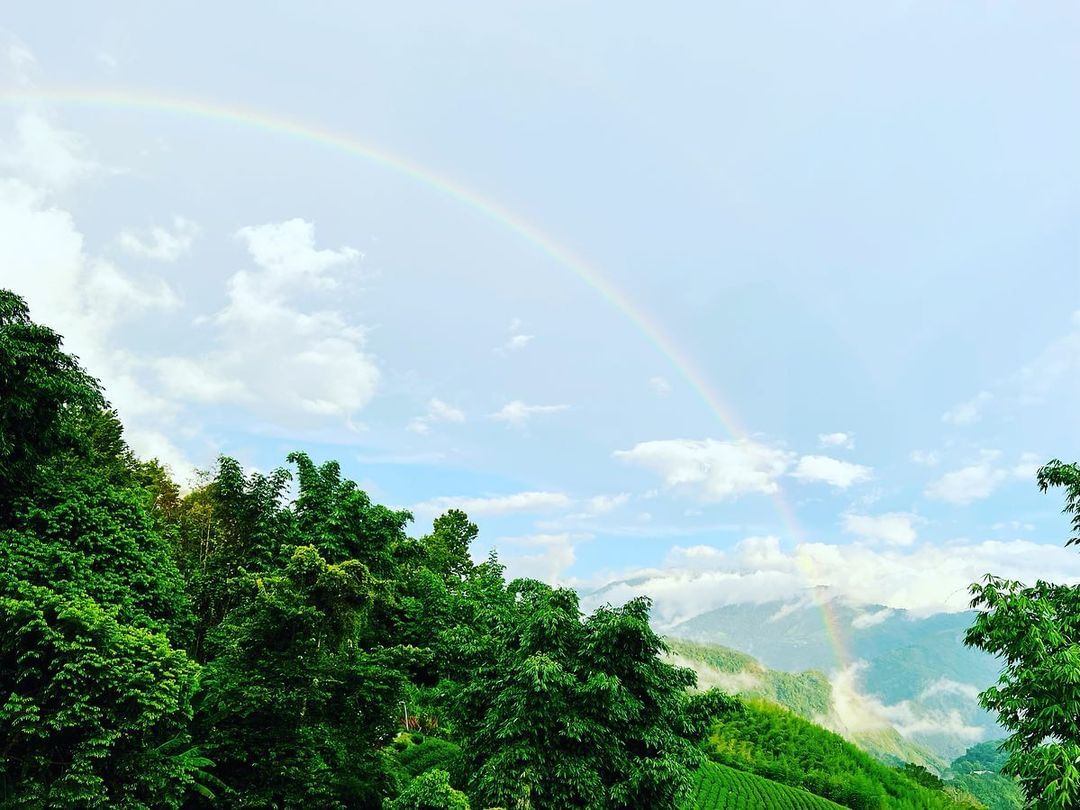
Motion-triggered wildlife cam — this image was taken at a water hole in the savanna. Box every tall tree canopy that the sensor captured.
[0,291,201,806]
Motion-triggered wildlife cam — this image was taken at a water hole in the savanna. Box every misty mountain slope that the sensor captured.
[705,698,976,809]
[663,595,1002,761]
[665,638,944,771]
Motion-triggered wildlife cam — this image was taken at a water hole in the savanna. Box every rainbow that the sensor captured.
[0,87,852,671]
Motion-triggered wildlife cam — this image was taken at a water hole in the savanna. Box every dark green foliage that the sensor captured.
[456,578,738,809]
[964,459,1080,809]
[686,761,846,809]
[196,546,407,807]
[0,290,103,520]
[387,768,470,810]
[896,763,945,791]
[707,699,970,809]
[0,583,201,807]
[397,737,465,784]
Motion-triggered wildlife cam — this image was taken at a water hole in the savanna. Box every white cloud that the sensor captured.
[409,397,466,434]
[920,678,981,703]
[499,333,533,353]
[586,493,630,514]
[942,391,993,426]
[414,490,571,517]
[156,219,378,422]
[842,512,918,547]
[499,533,581,583]
[586,536,1080,627]
[649,376,672,396]
[117,217,199,262]
[925,453,1008,505]
[0,174,193,477]
[614,438,793,501]
[828,664,984,742]
[1,112,101,190]
[791,455,872,489]
[495,318,534,354]
[909,449,941,467]
[852,608,894,629]
[1012,452,1042,482]
[819,432,854,449]
[490,400,569,427]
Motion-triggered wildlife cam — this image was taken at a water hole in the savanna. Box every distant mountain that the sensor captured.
[661,592,1003,761]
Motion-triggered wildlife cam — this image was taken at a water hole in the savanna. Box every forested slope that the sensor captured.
[707,699,976,809]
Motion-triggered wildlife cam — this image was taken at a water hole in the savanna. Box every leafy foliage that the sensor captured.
[964,459,1080,809]
[387,768,470,810]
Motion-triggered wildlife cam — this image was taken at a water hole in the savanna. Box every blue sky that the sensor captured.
[2,2,1079,622]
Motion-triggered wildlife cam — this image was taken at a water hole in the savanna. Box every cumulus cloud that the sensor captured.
[1,112,102,190]
[942,391,993,426]
[490,400,569,427]
[409,398,466,434]
[117,216,199,261]
[925,452,1008,505]
[614,438,793,501]
[819,432,854,449]
[842,512,918,547]
[498,533,581,583]
[155,219,378,422]
[0,169,193,479]
[414,491,571,517]
[791,455,872,489]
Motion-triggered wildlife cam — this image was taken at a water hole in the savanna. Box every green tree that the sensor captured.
[965,459,1080,809]
[388,769,470,810]
[197,545,408,807]
[458,578,735,809]
[0,290,202,806]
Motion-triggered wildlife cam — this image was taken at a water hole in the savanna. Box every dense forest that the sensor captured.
[0,288,740,807]
[2,284,1075,809]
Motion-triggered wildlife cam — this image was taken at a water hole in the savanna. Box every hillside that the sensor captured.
[665,595,1001,760]
[665,638,944,771]
[707,698,977,809]
[686,761,846,810]
[944,742,1023,810]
